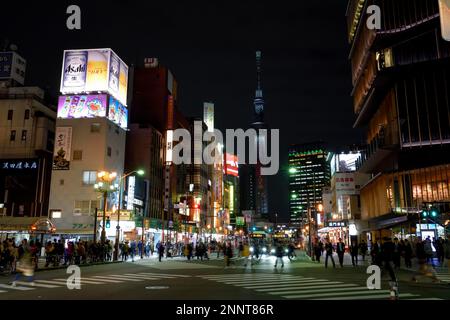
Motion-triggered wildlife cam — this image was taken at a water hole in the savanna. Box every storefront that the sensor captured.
[0,217,56,244]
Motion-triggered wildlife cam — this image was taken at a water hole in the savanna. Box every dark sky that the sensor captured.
[2,0,363,222]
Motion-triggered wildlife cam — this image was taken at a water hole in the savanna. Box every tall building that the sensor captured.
[288,142,330,228]
[48,48,129,239]
[346,0,450,241]
[130,58,189,243]
[224,153,240,229]
[240,51,269,220]
[0,49,56,238]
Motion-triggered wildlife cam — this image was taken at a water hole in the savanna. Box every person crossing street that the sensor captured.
[336,238,345,268]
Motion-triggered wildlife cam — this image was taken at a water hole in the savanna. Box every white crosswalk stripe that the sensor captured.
[15,281,61,288]
[91,275,143,282]
[0,283,34,291]
[198,273,424,300]
[54,278,105,284]
[436,272,450,283]
[0,290,7,293]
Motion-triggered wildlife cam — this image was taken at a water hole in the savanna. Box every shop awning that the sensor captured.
[365,213,414,231]
[0,217,55,232]
[53,229,95,235]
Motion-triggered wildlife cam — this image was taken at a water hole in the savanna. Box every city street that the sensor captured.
[1,252,449,300]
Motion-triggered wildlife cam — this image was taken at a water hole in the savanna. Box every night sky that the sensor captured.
[1,0,363,222]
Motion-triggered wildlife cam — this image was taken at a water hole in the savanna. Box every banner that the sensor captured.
[57,94,107,119]
[53,127,72,170]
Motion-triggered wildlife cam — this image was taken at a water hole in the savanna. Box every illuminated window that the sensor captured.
[82,171,97,185]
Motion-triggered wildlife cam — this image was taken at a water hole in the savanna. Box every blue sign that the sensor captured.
[0,52,13,79]
[1,159,38,170]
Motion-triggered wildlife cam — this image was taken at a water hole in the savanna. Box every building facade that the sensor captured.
[288,142,330,228]
[347,0,450,241]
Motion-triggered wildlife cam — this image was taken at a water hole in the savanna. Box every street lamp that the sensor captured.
[94,171,118,244]
[113,169,145,261]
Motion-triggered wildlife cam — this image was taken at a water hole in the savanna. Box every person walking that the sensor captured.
[359,240,368,263]
[274,242,284,268]
[393,238,401,269]
[287,242,296,261]
[336,238,345,268]
[412,237,440,283]
[324,238,336,268]
[224,242,233,268]
[350,241,358,267]
[158,242,165,262]
[403,239,413,268]
[130,240,136,262]
[444,235,450,273]
[436,238,445,265]
[10,239,34,287]
[424,237,434,266]
[314,238,323,263]
[242,241,250,267]
[380,237,397,283]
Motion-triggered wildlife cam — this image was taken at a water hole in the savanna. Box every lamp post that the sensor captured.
[113,169,145,261]
[94,171,118,244]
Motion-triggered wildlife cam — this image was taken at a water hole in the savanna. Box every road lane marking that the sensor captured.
[53,278,105,284]
[317,293,420,300]
[239,280,329,288]
[92,276,143,282]
[271,286,370,295]
[81,278,124,283]
[283,290,391,299]
[35,280,70,285]
[0,284,35,291]
[255,283,354,291]
[15,281,61,288]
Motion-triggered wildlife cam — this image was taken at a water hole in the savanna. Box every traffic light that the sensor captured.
[106,217,110,228]
[421,210,428,218]
[430,207,439,218]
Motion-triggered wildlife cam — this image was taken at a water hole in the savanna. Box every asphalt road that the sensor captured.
[0,253,449,300]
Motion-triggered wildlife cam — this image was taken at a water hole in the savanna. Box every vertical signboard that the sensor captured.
[203,102,214,132]
[439,0,450,41]
[127,176,135,210]
[0,52,26,85]
[53,127,72,170]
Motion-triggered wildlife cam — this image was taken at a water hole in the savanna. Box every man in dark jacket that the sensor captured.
[381,237,396,282]
[336,238,345,268]
[324,238,335,268]
[158,242,165,262]
[274,242,284,268]
[350,241,359,267]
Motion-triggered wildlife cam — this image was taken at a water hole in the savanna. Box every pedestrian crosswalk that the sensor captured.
[198,273,431,300]
[436,271,450,283]
[0,272,188,295]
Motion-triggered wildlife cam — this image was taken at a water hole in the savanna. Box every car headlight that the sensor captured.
[285,249,288,253]
[250,247,254,253]
[271,249,275,254]
[262,247,267,253]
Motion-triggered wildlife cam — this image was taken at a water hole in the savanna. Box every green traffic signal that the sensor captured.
[430,208,439,218]
[421,210,428,218]
[106,217,111,228]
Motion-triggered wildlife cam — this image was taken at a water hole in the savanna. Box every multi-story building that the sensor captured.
[48,48,129,240]
[224,153,240,230]
[320,151,370,245]
[288,142,330,230]
[346,0,450,241]
[0,50,56,236]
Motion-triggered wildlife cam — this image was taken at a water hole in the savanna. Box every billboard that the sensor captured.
[224,153,239,177]
[203,102,214,132]
[334,173,356,195]
[0,52,26,85]
[53,127,72,170]
[108,96,128,129]
[330,152,360,176]
[57,94,107,119]
[60,49,128,106]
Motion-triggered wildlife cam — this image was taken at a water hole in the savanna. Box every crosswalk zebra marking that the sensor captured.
[271,286,373,295]
[0,290,7,293]
[81,278,124,283]
[35,280,69,285]
[138,273,189,278]
[317,293,420,300]
[283,290,392,299]
[91,276,143,282]
[255,283,355,292]
[53,278,105,284]
[0,283,34,291]
[240,280,331,288]
[15,281,61,288]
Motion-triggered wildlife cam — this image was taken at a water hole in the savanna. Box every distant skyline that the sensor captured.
[1,0,363,221]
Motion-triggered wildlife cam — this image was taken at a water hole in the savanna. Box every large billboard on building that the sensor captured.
[0,51,26,85]
[108,96,128,129]
[203,102,214,132]
[330,152,360,176]
[60,49,128,106]
[439,0,450,41]
[53,127,72,170]
[224,153,239,177]
[57,94,107,119]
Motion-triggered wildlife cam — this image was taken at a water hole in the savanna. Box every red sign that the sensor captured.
[224,153,239,177]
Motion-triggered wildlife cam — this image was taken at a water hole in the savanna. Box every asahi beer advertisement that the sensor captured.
[108,96,128,129]
[57,94,107,119]
[60,48,128,106]
[53,127,72,170]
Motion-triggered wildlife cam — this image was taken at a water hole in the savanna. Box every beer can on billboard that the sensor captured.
[109,52,120,93]
[62,51,87,91]
[86,50,108,91]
